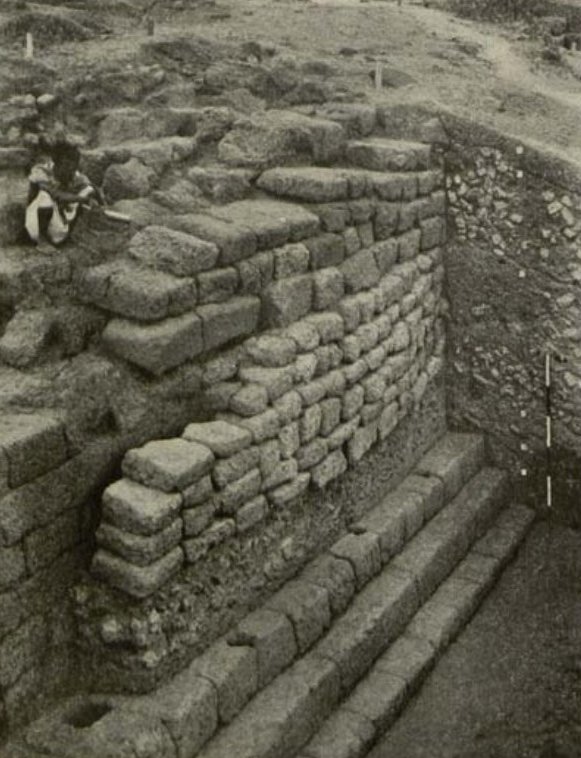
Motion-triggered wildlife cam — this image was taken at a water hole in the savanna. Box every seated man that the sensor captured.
[25,138,102,249]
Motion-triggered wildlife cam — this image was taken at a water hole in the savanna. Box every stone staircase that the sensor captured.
[7,432,535,758]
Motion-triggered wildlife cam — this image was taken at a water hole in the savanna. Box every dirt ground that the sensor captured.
[10,0,581,160]
[369,520,581,758]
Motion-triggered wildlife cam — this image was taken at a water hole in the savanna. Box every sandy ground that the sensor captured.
[369,520,581,758]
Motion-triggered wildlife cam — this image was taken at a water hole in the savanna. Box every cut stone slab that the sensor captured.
[302,707,376,758]
[206,205,287,253]
[314,566,419,695]
[330,533,382,590]
[83,261,197,322]
[265,580,332,654]
[197,654,340,758]
[258,167,350,202]
[262,275,313,328]
[198,297,260,351]
[346,138,432,172]
[102,313,203,375]
[217,109,346,169]
[128,225,219,276]
[123,438,214,493]
[344,667,406,734]
[183,421,252,457]
[91,546,183,598]
[128,666,218,757]
[96,519,182,567]
[300,554,357,617]
[228,608,298,688]
[191,640,258,725]
[21,698,176,758]
[174,213,257,265]
[102,478,183,536]
[0,309,54,368]
[415,432,485,502]
[0,413,68,489]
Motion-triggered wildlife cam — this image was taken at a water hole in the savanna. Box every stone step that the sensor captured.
[195,467,508,758]
[345,138,433,173]
[296,504,535,758]
[9,432,488,758]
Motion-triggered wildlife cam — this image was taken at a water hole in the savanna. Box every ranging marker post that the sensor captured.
[545,352,552,508]
[375,61,383,91]
[25,33,33,60]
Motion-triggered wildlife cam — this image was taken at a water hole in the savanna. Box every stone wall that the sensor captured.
[76,146,448,693]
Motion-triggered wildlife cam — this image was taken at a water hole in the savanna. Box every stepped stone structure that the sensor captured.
[1,75,580,757]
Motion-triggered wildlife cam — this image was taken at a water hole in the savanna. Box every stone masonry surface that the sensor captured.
[90,147,447,599]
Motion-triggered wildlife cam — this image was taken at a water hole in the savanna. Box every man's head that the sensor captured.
[51,140,80,186]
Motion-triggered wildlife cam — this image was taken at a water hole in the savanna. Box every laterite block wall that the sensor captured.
[75,143,449,693]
